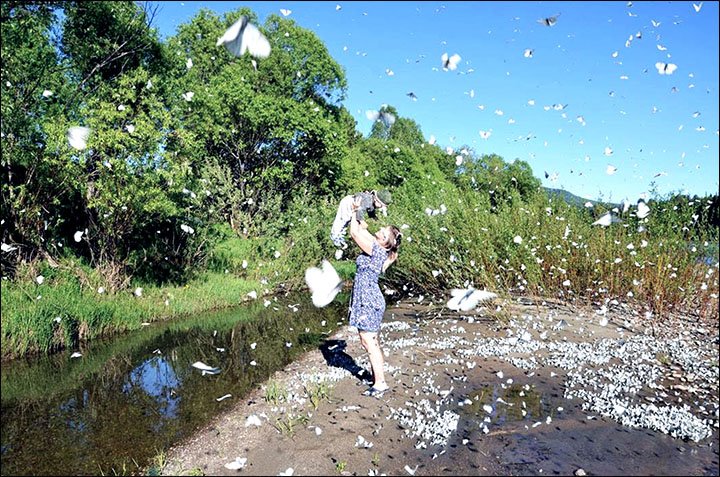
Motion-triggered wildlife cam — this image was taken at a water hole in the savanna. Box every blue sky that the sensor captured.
[151,1,719,203]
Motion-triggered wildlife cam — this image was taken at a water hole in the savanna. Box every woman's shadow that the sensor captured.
[319,339,371,384]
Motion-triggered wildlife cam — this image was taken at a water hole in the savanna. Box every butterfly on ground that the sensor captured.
[67,126,90,150]
[537,14,560,26]
[365,109,396,127]
[216,16,271,59]
[655,62,677,75]
[441,52,461,71]
[447,288,497,312]
[305,260,343,308]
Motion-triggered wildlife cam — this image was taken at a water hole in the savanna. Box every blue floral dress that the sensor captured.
[349,241,388,332]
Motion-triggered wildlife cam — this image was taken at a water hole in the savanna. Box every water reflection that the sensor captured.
[458,383,552,424]
[1,294,346,476]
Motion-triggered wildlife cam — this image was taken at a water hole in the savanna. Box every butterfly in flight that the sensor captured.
[447,288,497,312]
[407,92,418,101]
[67,126,90,150]
[592,212,622,227]
[537,13,560,26]
[217,16,271,59]
[305,260,343,307]
[441,52,461,71]
[366,109,396,127]
[636,201,651,219]
[655,62,677,75]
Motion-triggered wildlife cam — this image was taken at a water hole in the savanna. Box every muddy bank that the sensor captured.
[160,297,719,476]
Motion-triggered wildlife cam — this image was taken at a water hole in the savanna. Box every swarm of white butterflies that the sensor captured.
[304,260,343,308]
[217,16,271,59]
[447,288,497,312]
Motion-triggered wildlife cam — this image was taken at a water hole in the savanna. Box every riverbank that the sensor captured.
[159,296,719,476]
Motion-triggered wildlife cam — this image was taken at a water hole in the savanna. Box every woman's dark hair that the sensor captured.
[382,225,402,272]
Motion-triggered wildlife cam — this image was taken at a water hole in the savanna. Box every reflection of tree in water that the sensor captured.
[1,294,344,476]
[460,383,550,425]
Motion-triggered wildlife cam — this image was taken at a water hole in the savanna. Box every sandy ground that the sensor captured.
[160,297,719,476]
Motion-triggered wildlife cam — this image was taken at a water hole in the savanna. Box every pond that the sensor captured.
[1,293,348,476]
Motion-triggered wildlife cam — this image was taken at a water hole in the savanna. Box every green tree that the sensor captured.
[162,8,350,236]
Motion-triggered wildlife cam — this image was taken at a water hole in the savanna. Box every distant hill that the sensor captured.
[543,187,613,208]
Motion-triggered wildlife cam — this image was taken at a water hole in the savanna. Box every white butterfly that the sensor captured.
[636,201,651,219]
[592,212,621,227]
[304,260,343,308]
[224,457,247,470]
[479,130,491,139]
[441,52,461,71]
[447,288,497,312]
[1,243,18,252]
[192,361,221,375]
[182,91,194,101]
[606,164,617,175]
[523,48,533,58]
[693,2,703,13]
[655,62,677,75]
[74,231,83,242]
[537,14,560,26]
[365,110,396,126]
[279,8,292,16]
[67,126,90,150]
[216,16,271,59]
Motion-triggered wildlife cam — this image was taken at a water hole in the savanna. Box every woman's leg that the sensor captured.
[359,331,387,390]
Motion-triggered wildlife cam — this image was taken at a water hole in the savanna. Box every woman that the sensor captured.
[348,199,402,397]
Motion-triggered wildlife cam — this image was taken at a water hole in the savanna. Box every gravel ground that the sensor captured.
[160,297,719,476]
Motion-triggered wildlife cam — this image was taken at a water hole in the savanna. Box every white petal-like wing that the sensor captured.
[217,17,271,59]
[68,126,90,150]
[192,361,220,374]
[305,260,342,308]
[448,288,496,311]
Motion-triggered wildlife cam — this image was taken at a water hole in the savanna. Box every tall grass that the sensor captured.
[383,181,718,321]
[3,179,717,361]
[0,259,263,361]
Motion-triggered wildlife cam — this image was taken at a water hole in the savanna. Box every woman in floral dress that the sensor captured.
[348,198,402,397]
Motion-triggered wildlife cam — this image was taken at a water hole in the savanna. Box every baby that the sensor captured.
[330,189,391,249]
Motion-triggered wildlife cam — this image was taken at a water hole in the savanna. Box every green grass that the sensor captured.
[305,380,332,410]
[0,264,263,361]
[273,413,309,438]
[264,380,288,406]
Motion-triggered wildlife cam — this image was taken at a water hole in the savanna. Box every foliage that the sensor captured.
[1,3,717,362]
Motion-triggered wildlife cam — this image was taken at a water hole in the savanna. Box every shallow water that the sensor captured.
[0,294,347,476]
